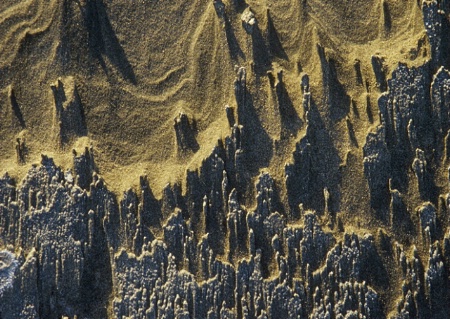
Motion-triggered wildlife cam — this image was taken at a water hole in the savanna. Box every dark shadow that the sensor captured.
[410,252,428,319]
[174,113,200,153]
[285,137,311,220]
[14,141,26,169]
[204,198,226,256]
[306,98,342,214]
[383,62,433,197]
[163,211,189,268]
[351,98,360,118]
[354,59,363,86]
[271,180,286,217]
[275,71,302,138]
[363,127,392,217]
[346,118,358,147]
[365,79,371,92]
[317,45,350,121]
[418,160,439,204]
[161,183,187,225]
[193,146,229,257]
[286,97,341,217]
[301,0,308,21]
[361,238,390,291]
[140,176,162,229]
[51,80,88,146]
[267,70,276,87]
[118,189,139,250]
[327,59,351,121]
[78,0,137,84]
[225,105,236,127]
[267,10,288,60]
[51,79,67,110]
[185,170,204,240]
[388,146,411,195]
[439,7,450,70]
[366,94,374,123]
[80,223,113,319]
[382,1,392,33]
[73,147,95,189]
[224,16,245,61]
[390,189,415,240]
[371,55,387,92]
[9,89,25,128]
[232,0,246,11]
[235,74,273,176]
[251,25,271,75]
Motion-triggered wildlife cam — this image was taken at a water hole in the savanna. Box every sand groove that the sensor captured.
[0,0,57,68]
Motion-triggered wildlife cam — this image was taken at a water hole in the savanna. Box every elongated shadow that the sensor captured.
[275,72,302,137]
[224,16,245,61]
[238,89,273,173]
[140,176,162,229]
[382,1,392,33]
[305,97,342,214]
[234,69,273,198]
[9,89,25,128]
[78,0,137,84]
[371,55,387,92]
[251,26,271,75]
[267,10,288,60]
[318,45,350,121]
[440,6,450,69]
[286,96,341,217]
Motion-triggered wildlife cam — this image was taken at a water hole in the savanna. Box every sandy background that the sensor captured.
[0,0,429,218]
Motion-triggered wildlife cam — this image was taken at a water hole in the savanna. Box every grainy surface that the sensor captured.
[0,1,450,318]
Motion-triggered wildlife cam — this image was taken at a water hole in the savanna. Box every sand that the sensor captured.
[0,0,427,199]
[0,0,446,317]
